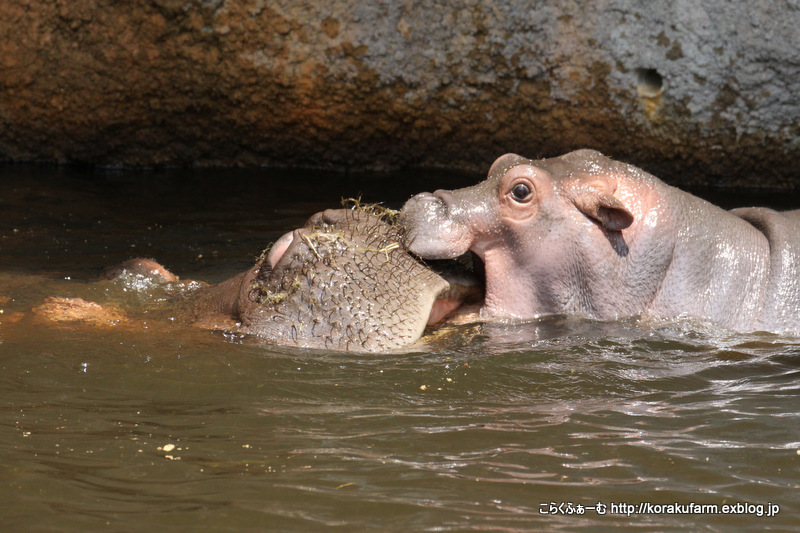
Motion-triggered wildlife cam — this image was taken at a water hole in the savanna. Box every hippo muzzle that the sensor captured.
[400,191,477,260]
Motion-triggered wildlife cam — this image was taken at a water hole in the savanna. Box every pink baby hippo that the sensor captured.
[399,149,800,334]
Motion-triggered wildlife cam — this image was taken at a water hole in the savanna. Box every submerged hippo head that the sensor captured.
[400,150,644,320]
[237,209,479,351]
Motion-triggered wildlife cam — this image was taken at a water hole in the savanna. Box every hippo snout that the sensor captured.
[400,191,473,260]
[405,191,440,208]
[399,192,443,228]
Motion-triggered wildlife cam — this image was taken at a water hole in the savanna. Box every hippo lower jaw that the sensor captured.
[426,295,463,325]
[425,260,485,325]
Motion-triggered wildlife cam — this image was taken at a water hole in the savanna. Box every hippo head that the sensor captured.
[399,149,637,319]
[238,209,480,351]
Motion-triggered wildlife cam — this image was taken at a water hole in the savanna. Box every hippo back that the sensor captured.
[730,207,800,333]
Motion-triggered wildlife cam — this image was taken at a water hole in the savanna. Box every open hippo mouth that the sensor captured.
[421,253,486,323]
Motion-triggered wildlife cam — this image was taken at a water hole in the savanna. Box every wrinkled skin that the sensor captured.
[400,149,800,334]
[105,209,480,352]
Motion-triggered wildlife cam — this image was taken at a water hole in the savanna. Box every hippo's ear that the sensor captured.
[572,187,634,232]
[488,153,527,179]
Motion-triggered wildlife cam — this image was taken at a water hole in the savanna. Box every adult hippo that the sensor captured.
[98,209,480,352]
[399,149,800,334]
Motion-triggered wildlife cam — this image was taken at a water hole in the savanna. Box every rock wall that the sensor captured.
[2,0,800,186]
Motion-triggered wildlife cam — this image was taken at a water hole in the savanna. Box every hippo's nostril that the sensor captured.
[410,192,437,201]
[433,189,454,207]
[267,230,296,268]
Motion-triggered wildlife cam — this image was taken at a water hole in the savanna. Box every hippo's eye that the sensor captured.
[510,183,532,202]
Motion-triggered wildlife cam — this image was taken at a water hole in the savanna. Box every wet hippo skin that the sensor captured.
[399,149,800,334]
[103,209,481,352]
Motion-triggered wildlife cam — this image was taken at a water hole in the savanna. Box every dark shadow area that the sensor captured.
[0,164,794,282]
[0,165,480,280]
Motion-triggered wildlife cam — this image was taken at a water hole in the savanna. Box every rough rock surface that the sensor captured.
[2,0,800,186]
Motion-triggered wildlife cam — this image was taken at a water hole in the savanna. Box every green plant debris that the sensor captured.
[301,233,322,260]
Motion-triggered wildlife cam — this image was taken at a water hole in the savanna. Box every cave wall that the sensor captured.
[2,0,800,186]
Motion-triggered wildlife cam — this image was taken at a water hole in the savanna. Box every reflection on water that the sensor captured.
[1,166,798,531]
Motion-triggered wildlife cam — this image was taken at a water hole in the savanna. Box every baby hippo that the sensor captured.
[106,209,480,352]
[400,149,800,334]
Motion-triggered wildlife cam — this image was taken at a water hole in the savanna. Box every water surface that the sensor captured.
[0,166,797,531]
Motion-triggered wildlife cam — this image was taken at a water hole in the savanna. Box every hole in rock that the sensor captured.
[635,68,664,97]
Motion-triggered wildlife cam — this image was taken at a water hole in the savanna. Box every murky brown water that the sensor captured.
[1,166,798,531]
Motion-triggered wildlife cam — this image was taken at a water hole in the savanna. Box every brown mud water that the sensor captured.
[0,166,798,531]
